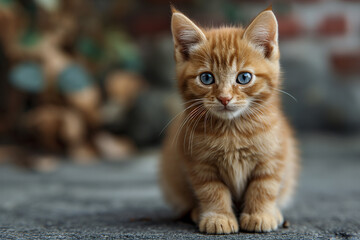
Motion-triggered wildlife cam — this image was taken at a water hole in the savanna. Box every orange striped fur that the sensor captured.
[160,6,299,234]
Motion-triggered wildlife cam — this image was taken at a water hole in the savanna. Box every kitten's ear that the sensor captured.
[171,7,206,59]
[243,8,279,59]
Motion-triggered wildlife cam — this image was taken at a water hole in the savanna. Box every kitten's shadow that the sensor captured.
[55,206,197,233]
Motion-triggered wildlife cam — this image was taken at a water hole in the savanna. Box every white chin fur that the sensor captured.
[210,107,247,120]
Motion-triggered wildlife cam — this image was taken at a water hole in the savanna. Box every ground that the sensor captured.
[0,134,360,240]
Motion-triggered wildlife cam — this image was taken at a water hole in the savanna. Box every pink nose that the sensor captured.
[217,96,232,106]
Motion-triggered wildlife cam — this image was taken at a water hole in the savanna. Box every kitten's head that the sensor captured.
[171,6,281,120]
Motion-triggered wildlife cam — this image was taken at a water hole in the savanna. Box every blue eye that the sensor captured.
[236,72,252,85]
[200,72,215,85]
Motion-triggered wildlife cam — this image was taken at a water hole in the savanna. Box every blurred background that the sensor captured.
[0,0,359,171]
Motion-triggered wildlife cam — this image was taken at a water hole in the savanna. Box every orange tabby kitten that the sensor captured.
[160,6,299,234]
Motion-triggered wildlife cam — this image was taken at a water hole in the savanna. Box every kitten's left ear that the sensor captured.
[243,8,279,59]
[171,7,206,60]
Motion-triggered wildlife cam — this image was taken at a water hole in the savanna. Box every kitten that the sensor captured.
[160,6,299,234]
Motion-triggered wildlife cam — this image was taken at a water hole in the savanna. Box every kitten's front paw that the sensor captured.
[199,212,239,234]
[240,209,283,232]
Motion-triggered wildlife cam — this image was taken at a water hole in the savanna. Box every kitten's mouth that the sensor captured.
[218,106,235,112]
[220,108,233,112]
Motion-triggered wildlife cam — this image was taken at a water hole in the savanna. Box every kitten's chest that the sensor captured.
[194,133,260,199]
[217,147,257,200]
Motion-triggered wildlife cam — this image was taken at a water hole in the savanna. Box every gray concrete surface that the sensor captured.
[0,134,360,240]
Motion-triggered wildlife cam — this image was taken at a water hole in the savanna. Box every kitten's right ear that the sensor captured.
[243,8,279,59]
[171,7,206,59]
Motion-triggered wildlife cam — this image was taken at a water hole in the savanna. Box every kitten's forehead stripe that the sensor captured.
[204,28,247,73]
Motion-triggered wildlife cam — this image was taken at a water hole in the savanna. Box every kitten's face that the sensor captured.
[172,8,280,120]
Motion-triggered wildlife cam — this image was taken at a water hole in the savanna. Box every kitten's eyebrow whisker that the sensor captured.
[270,87,297,102]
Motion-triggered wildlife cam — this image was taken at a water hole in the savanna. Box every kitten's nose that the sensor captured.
[217,96,232,106]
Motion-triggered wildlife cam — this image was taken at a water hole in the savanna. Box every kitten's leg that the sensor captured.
[160,155,195,216]
[190,164,238,234]
[239,160,284,232]
[190,207,200,223]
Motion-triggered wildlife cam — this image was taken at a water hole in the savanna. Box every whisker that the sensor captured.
[172,105,198,146]
[182,99,203,106]
[189,108,207,155]
[184,106,205,152]
[250,100,267,109]
[160,101,202,136]
[204,108,211,136]
[246,107,267,130]
[174,104,203,147]
[270,87,297,102]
